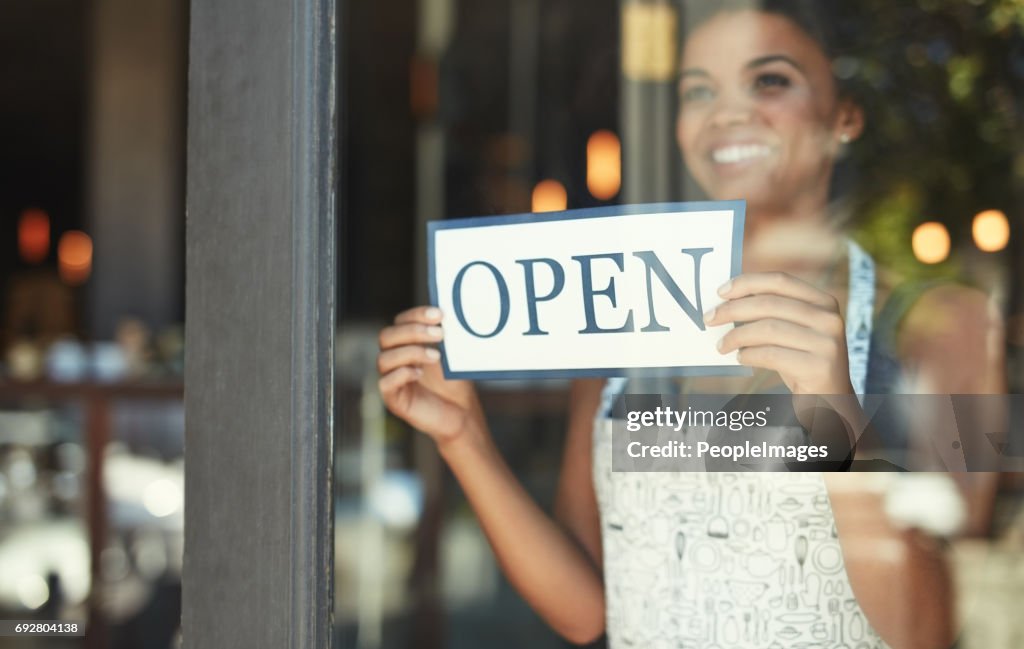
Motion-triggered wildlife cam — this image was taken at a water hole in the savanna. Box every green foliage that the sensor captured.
[836,0,1023,278]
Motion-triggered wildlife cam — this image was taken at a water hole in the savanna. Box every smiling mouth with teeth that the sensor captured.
[710,144,773,164]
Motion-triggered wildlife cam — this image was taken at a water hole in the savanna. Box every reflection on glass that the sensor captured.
[339,1,1024,648]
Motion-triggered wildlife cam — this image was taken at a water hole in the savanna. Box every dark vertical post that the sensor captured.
[183,0,336,646]
[85,394,110,649]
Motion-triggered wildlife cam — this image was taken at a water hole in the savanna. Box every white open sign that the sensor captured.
[428,202,746,379]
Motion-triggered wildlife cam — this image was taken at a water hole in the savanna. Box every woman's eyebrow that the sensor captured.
[746,54,804,73]
[678,55,803,82]
[678,67,710,81]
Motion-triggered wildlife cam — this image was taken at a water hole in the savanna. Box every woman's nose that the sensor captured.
[708,95,756,128]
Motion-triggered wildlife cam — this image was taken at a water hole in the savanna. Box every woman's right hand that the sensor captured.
[381,308,607,645]
[377,306,483,447]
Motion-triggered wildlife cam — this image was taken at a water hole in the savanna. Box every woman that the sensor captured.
[377,2,1003,647]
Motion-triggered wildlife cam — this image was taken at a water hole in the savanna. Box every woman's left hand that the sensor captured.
[706,271,855,395]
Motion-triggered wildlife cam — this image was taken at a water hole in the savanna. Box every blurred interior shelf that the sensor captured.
[0,379,183,649]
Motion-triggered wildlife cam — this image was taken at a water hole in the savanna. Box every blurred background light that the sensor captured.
[531,179,567,213]
[16,574,49,610]
[142,478,183,518]
[912,221,950,264]
[57,230,93,285]
[18,208,50,264]
[972,209,1010,252]
[367,470,423,531]
[586,130,621,200]
[0,520,91,610]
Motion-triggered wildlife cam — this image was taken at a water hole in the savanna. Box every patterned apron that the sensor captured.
[592,241,889,649]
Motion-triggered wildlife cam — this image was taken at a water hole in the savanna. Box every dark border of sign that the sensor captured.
[427,200,749,380]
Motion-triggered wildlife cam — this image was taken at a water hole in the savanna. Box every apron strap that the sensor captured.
[845,239,875,402]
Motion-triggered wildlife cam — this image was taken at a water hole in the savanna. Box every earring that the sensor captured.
[839,133,851,144]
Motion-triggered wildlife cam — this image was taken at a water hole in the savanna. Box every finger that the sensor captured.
[394,305,444,325]
[735,345,812,374]
[378,365,423,398]
[718,318,834,355]
[706,295,843,336]
[377,345,442,375]
[719,272,838,311]
[379,322,444,349]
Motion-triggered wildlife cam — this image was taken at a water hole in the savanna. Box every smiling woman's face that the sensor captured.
[676,10,861,215]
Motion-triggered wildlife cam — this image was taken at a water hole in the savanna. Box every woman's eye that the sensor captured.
[680,85,714,103]
[753,72,791,92]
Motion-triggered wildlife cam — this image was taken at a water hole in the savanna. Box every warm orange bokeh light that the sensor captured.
[972,209,1010,252]
[532,179,567,213]
[587,130,621,200]
[18,208,50,264]
[912,222,950,265]
[58,231,93,285]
